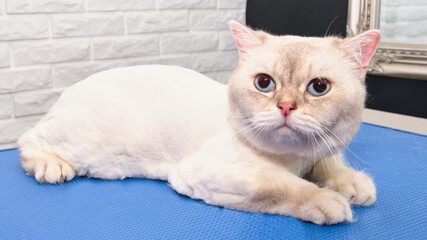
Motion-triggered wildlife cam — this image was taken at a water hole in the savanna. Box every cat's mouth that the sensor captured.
[277,119,311,137]
[278,122,293,132]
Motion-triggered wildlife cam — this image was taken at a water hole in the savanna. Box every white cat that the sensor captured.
[18,21,380,225]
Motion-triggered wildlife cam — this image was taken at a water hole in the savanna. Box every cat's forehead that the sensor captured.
[275,36,340,59]
[264,36,344,82]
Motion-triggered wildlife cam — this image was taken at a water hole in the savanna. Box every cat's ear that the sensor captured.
[229,20,262,60]
[342,30,381,72]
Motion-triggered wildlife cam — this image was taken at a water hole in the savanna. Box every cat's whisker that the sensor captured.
[238,119,267,143]
[317,130,345,175]
[320,125,373,168]
[238,123,259,138]
[315,131,336,176]
[253,125,268,145]
[310,132,328,176]
[309,132,321,160]
[324,15,339,37]
[308,134,318,176]
[319,127,363,173]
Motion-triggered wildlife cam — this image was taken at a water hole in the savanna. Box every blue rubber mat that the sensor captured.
[1,123,426,239]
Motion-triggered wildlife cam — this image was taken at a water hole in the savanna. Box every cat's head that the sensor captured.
[227,21,380,158]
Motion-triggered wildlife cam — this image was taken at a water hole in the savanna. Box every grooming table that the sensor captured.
[1,123,426,239]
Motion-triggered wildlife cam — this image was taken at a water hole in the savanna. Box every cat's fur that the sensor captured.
[18,21,380,225]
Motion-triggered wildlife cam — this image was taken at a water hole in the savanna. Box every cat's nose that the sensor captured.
[277,102,296,117]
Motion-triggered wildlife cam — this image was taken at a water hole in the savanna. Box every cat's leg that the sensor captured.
[307,154,376,206]
[18,128,76,184]
[169,162,352,225]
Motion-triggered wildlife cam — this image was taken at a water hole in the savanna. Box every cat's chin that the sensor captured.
[240,127,310,156]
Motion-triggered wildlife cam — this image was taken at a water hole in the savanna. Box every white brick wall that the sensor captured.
[0,0,246,149]
[0,15,49,40]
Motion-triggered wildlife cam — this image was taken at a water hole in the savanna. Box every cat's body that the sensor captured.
[19,65,228,181]
[18,21,380,225]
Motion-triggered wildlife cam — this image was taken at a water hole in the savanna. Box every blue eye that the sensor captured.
[254,74,276,92]
[307,78,331,96]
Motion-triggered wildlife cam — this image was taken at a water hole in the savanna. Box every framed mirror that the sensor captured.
[347,0,427,80]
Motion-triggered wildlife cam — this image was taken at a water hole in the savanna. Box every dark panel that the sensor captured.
[246,0,427,118]
[246,0,348,37]
[365,75,427,118]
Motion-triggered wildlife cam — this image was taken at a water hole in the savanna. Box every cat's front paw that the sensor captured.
[299,188,352,225]
[324,171,376,206]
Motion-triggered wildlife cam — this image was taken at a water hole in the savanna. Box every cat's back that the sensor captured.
[57,64,228,123]
[20,65,228,180]
[60,65,226,108]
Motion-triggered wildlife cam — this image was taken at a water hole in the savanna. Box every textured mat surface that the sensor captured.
[1,123,426,239]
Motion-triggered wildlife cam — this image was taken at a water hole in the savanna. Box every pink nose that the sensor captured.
[277,102,296,117]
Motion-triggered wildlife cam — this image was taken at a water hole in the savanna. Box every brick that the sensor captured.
[0,96,13,119]
[14,91,60,117]
[0,68,52,94]
[161,32,218,54]
[53,62,126,87]
[0,117,41,144]
[219,31,237,50]
[7,0,85,13]
[0,15,48,40]
[13,40,90,66]
[158,0,216,9]
[93,36,159,60]
[0,44,9,68]
[191,51,239,72]
[127,11,188,34]
[52,13,124,38]
[218,0,247,9]
[87,0,155,11]
[190,11,245,30]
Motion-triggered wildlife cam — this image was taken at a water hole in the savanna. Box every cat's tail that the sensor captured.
[18,123,75,184]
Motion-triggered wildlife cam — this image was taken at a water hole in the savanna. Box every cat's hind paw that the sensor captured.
[21,147,76,184]
[324,171,376,206]
[34,158,75,184]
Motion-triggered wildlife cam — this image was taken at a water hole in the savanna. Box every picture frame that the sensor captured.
[347,0,427,80]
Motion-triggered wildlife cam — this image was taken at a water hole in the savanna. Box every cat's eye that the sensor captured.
[254,74,276,92]
[307,78,331,96]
